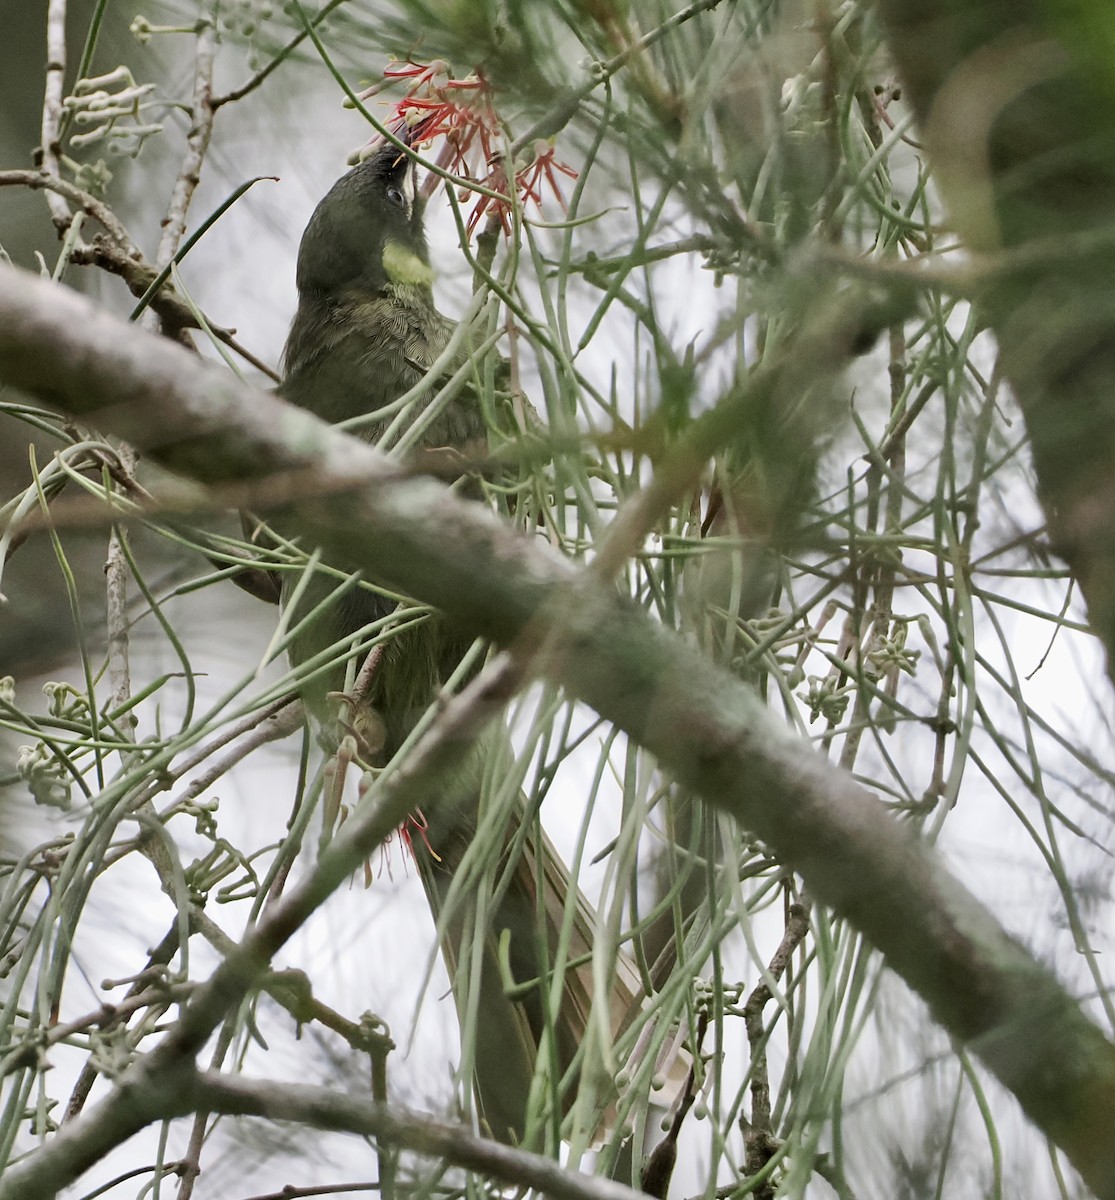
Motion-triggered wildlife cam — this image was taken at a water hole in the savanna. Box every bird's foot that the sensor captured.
[326,688,388,765]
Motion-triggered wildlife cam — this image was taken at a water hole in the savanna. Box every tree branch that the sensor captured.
[154,5,218,267]
[5,1065,652,1200]
[38,0,72,229]
[2,264,1115,1196]
[190,1071,645,1200]
[0,171,278,376]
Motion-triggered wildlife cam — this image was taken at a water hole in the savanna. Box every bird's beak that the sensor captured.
[401,159,418,211]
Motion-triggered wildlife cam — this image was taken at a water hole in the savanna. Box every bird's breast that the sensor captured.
[281,284,459,432]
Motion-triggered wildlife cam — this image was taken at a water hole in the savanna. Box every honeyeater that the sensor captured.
[277,136,647,1144]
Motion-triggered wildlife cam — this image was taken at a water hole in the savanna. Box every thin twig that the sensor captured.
[212,0,349,108]
[640,1011,708,1198]
[230,1185,378,1200]
[62,921,186,1124]
[0,172,278,368]
[105,524,134,735]
[39,0,71,228]
[155,5,219,268]
[741,899,811,1197]
[174,1020,236,1200]
[0,170,134,247]
[513,0,731,151]
[154,699,303,822]
[9,982,193,1067]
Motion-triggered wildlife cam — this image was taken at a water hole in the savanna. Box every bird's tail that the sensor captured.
[411,743,689,1147]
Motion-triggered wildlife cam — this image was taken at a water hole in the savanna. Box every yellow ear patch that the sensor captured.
[382,241,434,286]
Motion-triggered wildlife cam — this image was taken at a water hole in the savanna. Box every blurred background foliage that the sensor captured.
[1,1,1113,1198]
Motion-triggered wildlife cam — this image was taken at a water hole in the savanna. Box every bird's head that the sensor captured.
[294,135,432,300]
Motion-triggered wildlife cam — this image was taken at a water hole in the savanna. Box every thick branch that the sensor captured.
[4,1064,650,1200]
[2,265,1115,1195]
[190,1072,642,1200]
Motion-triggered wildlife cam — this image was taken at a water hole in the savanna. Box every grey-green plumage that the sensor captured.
[279,142,481,749]
[282,146,461,431]
[278,143,548,1141]
[277,142,653,1144]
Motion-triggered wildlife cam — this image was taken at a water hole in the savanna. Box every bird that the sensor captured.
[279,135,479,760]
[276,135,665,1146]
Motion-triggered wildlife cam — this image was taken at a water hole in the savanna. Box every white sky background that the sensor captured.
[6,3,1115,1197]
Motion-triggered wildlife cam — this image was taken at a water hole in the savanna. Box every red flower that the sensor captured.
[366,807,440,885]
[466,159,514,236]
[398,807,439,861]
[516,139,579,211]
[354,58,578,239]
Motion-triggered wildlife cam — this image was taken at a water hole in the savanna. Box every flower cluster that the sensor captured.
[353,57,577,237]
[63,65,162,156]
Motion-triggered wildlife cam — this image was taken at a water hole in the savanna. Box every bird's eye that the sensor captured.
[386,184,407,208]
